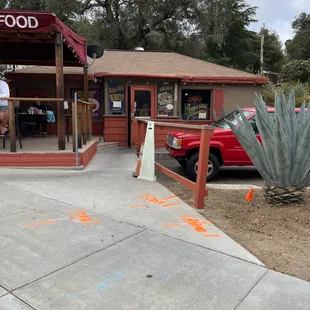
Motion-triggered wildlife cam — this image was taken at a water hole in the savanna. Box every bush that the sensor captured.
[262,82,310,107]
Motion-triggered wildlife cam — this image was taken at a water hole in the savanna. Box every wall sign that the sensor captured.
[157,82,174,116]
[108,81,125,114]
[71,88,102,119]
[186,103,209,120]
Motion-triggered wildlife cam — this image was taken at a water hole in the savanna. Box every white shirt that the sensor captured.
[0,80,10,107]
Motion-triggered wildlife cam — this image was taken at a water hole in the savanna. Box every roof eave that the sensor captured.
[95,73,269,84]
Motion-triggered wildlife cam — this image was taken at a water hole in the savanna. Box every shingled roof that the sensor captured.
[8,50,268,84]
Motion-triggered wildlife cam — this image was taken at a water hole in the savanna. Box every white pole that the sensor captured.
[74,92,79,167]
[260,24,265,76]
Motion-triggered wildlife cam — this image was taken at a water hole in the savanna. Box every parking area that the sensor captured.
[155,152,264,187]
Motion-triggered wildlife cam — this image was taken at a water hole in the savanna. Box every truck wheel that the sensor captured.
[177,159,187,168]
[186,152,220,182]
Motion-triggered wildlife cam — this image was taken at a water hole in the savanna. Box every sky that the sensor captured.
[247,0,310,43]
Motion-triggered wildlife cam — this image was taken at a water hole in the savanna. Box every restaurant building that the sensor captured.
[6,49,268,147]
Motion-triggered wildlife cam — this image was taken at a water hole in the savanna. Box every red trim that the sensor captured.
[212,89,224,120]
[95,73,268,84]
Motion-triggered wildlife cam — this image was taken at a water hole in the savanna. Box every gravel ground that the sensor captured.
[156,171,310,282]
[155,153,310,282]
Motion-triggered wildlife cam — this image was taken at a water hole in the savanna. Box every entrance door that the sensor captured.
[130,86,155,147]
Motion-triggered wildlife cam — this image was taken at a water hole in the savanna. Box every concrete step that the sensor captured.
[97,142,120,149]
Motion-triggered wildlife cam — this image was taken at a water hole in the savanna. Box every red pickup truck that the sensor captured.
[165,107,265,181]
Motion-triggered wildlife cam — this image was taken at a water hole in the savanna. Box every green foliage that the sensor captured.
[262,82,310,106]
[281,60,310,83]
[286,13,310,61]
[3,0,285,74]
[226,91,310,192]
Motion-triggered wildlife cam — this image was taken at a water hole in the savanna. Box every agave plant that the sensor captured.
[226,90,310,204]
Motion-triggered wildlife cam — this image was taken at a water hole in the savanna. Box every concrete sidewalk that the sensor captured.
[0,148,309,310]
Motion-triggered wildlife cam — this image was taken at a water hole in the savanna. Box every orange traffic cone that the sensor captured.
[133,143,144,178]
[245,188,254,203]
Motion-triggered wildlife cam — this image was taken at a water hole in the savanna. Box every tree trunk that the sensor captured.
[263,185,305,204]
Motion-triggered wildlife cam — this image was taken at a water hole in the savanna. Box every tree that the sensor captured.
[281,59,310,83]
[286,13,310,61]
[252,28,284,74]
[198,0,258,70]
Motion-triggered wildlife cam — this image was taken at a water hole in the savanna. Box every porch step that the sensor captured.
[96,141,120,149]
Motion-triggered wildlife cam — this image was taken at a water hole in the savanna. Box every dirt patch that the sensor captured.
[157,172,310,282]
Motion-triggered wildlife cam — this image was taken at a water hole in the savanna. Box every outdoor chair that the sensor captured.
[1,101,23,149]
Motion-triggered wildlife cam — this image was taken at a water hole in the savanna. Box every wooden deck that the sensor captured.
[0,137,98,168]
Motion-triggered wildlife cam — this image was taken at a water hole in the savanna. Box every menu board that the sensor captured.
[71,88,102,119]
[157,82,174,116]
[108,81,125,114]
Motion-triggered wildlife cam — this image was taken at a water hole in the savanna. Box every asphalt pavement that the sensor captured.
[156,152,264,186]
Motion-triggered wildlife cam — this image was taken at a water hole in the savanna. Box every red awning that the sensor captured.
[0,10,87,66]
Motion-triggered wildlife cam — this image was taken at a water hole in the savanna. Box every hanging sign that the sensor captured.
[0,12,54,31]
[0,15,38,29]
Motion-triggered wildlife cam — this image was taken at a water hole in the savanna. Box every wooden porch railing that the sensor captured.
[135,119,214,210]
[0,97,93,153]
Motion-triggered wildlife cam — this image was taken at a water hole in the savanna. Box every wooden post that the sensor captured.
[85,103,90,141]
[72,101,77,152]
[8,100,16,152]
[55,32,65,150]
[193,127,212,210]
[82,104,87,145]
[83,65,89,143]
[77,102,82,148]
[89,106,92,139]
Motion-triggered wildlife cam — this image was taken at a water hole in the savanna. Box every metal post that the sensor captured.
[74,93,79,167]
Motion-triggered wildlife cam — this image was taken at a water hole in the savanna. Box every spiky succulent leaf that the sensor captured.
[225,118,274,185]
[290,112,310,184]
[254,95,277,181]
[298,172,310,189]
[213,110,218,121]
[287,90,297,164]
[273,119,291,187]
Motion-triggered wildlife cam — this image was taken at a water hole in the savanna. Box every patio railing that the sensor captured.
[134,119,214,210]
[0,97,93,153]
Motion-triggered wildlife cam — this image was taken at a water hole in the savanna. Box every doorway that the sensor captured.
[129,85,155,147]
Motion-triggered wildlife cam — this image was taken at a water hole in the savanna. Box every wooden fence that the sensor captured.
[135,119,214,210]
[0,97,92,152]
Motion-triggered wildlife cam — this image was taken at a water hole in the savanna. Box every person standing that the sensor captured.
[0,79,10,136]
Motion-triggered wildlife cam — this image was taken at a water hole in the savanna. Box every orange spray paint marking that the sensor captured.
[69,210,101,226]
[129,203,148,209]
[25,210,101,227]
[181,217,211,233]
[131,194,181,208]
[163,216,220,238]
[24,220,57,227]
[204,234,220,238]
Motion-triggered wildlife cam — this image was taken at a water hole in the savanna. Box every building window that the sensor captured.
[108,81,125,115]
[157,82,175,116]
[181,89,211,120]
